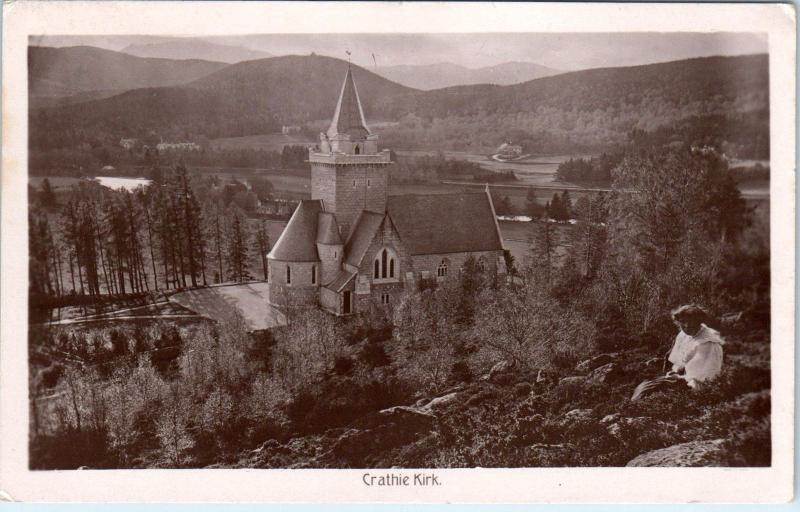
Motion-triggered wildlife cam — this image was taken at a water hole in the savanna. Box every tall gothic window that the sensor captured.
[354,145,360,155]
[437,259,449,277]
[286,265,291,284]
[311,265,316,285]
[374,248,397,280]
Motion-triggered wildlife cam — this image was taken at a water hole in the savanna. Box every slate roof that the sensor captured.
[344,211,385,268]
[268,200,322,262]
[387,192,504,255]
[316,212,342,245]
[325,269,357,292]
[327,66,371,140]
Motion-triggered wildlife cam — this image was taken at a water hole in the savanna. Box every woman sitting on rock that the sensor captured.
[632,304,724,400]
[666,304,725,389]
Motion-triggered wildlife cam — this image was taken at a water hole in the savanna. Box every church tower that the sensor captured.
[309,66,392,241]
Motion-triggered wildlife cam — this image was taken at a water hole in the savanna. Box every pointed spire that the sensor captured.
[327,65,371,139]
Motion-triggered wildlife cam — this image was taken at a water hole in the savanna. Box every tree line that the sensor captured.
[29,166,277,305]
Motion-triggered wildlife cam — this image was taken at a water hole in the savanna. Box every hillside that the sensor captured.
[29,46,227,98]
[376,61,562,90]
[122,39,272,63]
[30,55,416,146]
[30,53,769,157]
[377,54,769,154]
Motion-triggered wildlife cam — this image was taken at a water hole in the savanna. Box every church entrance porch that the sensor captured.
[343,290,352,315]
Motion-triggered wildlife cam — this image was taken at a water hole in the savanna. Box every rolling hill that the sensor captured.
[121,39,272,63]
[30,53,769,157]
[375,61,562,90]
[28,45,227,98]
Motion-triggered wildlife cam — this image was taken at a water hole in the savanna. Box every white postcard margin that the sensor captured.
[1,1,795,503]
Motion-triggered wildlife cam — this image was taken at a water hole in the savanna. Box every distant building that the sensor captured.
[496,142,523,158]
[267,66,506,316]
[156,141,201,151]
[282,125,302,135]
[119,138,139,150]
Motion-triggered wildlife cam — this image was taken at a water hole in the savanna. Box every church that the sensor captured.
[267,66,506,316]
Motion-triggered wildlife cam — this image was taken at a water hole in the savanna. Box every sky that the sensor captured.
[32,32,767,70]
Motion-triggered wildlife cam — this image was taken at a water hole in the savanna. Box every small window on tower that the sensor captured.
[367,179,371,188]
[311,265,316,285]
[353,180,356,188]
[286,265,291,285]
[355,145,360,155]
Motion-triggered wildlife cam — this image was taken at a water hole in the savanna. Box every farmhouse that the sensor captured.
[267,66,506,315]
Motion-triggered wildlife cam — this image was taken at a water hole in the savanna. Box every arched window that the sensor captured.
[354,145,361,155]
[311,265,316,285]
[286,265,291,284]
[437,259,449,277]
[374,247,397,280]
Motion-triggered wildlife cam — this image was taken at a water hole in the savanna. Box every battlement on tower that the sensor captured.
[309,150,392,166]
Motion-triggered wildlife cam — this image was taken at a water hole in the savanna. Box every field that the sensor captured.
[209,133,316,151]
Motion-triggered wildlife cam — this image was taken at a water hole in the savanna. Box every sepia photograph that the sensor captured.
[1,1,795,504]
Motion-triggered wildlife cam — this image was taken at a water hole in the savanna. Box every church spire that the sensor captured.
[327,65,371,140]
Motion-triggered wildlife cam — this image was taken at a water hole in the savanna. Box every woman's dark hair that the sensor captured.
[670,304,710,324]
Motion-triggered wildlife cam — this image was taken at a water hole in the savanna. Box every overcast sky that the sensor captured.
[33,32,767,70]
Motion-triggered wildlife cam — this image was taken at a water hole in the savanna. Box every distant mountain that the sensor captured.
[376,61,561,89]
[31,54,768,157]
[30,55,415,146]
[122,39,272,64]
[29,46,227,98]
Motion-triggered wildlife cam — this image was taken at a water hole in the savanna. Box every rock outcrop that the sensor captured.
[626,439,729,467]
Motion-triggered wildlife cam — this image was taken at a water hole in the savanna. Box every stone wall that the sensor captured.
[316,243,343,286]
[310,162,389,240]
[409,250,505,282]
[267,259,319,306]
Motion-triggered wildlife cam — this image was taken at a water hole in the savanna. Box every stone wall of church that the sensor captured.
[409,250,505,281]
[267,260,319,307]
[311,163,389,240]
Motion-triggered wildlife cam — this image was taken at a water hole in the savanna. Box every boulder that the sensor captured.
[600,413,621,425]
[487,360,516,384]
[586,362,625,385]
[606,417,650,439]
[626,439,729,467]
[421,392,461,412]
[556,376,586,399]
[415,398,431,408]
[575,353,615,373]
[379,405,437,429]
[561,408,593,424]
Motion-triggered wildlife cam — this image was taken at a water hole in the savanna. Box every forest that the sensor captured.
[28,166,281,318]
[29,148,771,468]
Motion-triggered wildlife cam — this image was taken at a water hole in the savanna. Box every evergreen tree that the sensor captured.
[40,178,57,208]
[227,213,251,283]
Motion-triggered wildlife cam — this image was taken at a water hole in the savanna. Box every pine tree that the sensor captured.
[560,190,573,220]
[227,213,251,283]
[255,221,270,281]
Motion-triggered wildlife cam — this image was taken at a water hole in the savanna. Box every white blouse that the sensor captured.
[668,324,725,387]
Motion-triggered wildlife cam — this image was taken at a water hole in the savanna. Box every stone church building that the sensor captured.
[267,66,506,315]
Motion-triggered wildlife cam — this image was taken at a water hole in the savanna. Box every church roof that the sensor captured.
[325,269,357,292]
[316,212,342,245]
[268,200,322,262]
[327,66,371,140]
[344,210,385,268]
[387,192,504,255]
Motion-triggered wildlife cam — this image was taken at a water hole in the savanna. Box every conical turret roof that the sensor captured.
[327,66,370,140]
